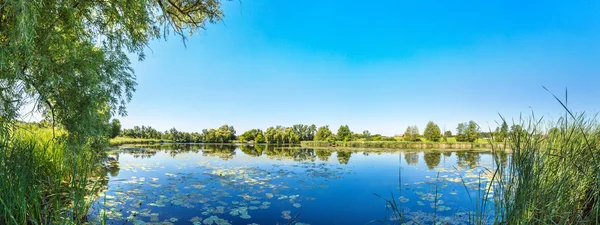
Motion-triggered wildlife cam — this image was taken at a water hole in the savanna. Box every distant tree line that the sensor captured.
[114,120,519,144]
[118,124,236,143]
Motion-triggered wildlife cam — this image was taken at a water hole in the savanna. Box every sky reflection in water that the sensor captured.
[88,144,506,225]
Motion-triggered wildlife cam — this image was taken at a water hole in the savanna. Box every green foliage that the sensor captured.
[362,130,371,141]
[292,124,317,141]
[443,130,452,141]
[301,141,497,149]
[444,131,452,137]
[240,129,263,143]
[109,137,170,145]
[423,121,442,142]
[0,125,103,224]
[121,125,163,139]
[336,125,352,142]
[493,121,509,142]
[314,125,334,142]
[0,0,225,223]
[263,126,300,144]
[456,121,479,142]
[0,0,223,142]
[254,133,265,143]
[403,125,420,142]
[109,119,121,138]
[200,125,236,143]
[490,113,600,224]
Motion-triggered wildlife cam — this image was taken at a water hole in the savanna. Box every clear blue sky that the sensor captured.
[119,0,600,135]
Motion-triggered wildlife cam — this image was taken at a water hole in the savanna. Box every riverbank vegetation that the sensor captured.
[489,111,600,224]
[109,137,172,145]
[0,0,225,224]
[301,140,502,149]
[380,105,600,224]
[117,121,507,147]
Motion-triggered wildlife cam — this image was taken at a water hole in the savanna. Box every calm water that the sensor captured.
[88,144,507,225]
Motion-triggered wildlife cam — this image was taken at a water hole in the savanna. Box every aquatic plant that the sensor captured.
[490,99,600,224]
[0,125,105,224]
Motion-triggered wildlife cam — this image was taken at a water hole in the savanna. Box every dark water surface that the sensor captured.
[88,144,505,225]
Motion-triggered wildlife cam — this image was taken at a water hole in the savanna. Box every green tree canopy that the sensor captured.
[315,125,333,141]
[444,131,452,137]
[362,130,371,141]
[404,125,420,141]
[109,119,121,138]
[239,129,263,143]
[336,125,352,141]
[423,121,442,142]
[456,121,479,142]
[0,0,224,143]
[494,121,509,142]
[254,133,265,143]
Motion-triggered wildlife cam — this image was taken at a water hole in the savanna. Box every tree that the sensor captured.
[411,126,421,141]
[254,133,265,143]
[240,129,263,143]
[467,121,479,142]
[315,126,333,141]
[109,119,121,138]
[404,125,420,141]
[404,126,411,141]
[423,121,442,142]
[0,0,224,143]
[457,121,479,142]
[362,130,371,141]
[456,123,467,142]
[494,121,509,142]
[307,124,317,141]
[443,130,452,142]
[444,131,452,137]
[336,125,352,142]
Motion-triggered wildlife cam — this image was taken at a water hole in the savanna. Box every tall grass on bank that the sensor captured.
[0,125,105,224]
[378,111,600,224]
[492,111,600,224]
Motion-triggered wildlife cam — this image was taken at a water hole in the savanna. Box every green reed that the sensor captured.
[0,125,105,224]
[491,111,600,224]
[378,100,600,224]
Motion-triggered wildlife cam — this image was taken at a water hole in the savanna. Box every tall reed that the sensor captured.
[0,124,105,224]
[492,111,600,224]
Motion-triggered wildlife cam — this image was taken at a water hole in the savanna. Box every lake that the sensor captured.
[87,144,507,225]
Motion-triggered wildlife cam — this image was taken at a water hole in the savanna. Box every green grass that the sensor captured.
[109,137,172,145]
[490,112,600,224]
[0,124,105,224]
[379,104,600,224]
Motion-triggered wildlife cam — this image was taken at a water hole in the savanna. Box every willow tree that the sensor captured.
[0,0,224,143]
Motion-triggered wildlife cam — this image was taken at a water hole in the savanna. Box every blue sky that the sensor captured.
[119,0,600,135]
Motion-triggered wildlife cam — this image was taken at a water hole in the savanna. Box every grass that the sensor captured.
[490,111,600,224]
[0,124,105,225]
[109,137,172,145]
[379,99,600,224]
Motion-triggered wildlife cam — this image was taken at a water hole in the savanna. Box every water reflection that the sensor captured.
[91,144,507,225]
[423,151,441,169]
[456,151,481,169]
[405,152,419,165]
